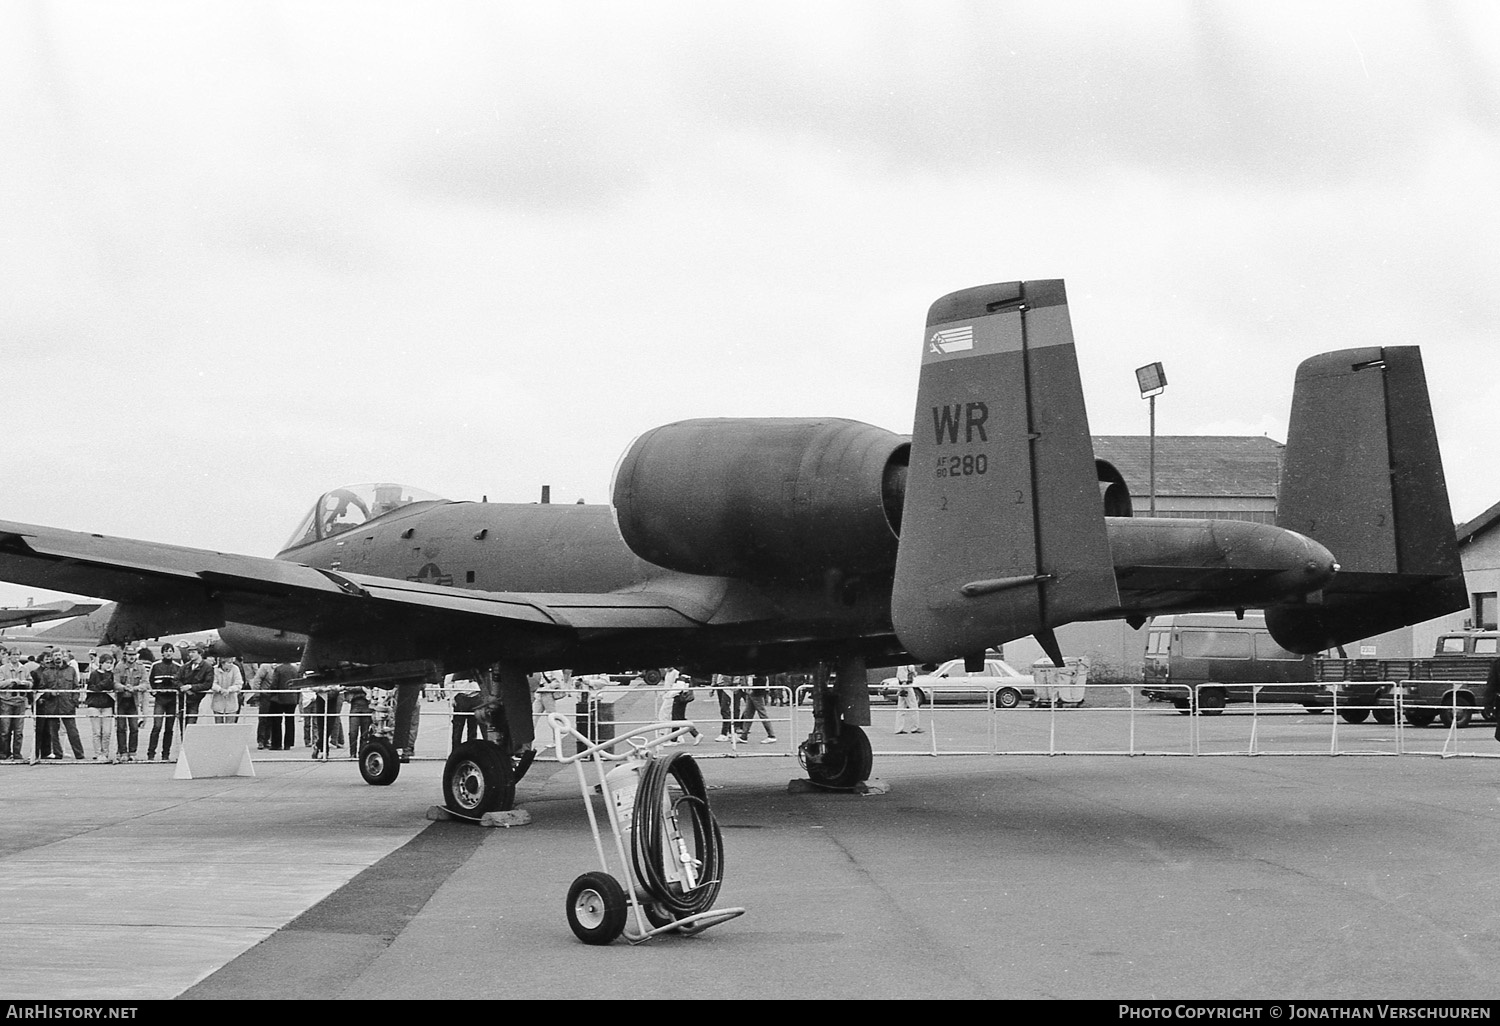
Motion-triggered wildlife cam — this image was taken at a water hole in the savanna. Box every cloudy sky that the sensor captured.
[2,0,1497,606]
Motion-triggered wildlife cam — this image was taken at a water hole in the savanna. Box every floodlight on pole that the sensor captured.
[1135,362,1167,516]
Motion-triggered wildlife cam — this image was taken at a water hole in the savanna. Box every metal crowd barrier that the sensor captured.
[3,680,1496,765]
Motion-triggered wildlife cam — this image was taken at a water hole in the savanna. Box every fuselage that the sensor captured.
[248,498,1335,673]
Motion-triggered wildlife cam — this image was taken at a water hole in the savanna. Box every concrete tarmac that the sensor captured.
[2,743,1498,1001]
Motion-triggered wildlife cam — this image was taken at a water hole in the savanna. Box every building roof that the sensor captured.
[1457,498,1500,545]
[1092,436,1284,498]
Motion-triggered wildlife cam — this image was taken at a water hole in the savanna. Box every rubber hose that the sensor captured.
[631,752,725,918]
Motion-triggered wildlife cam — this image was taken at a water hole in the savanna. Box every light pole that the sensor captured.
[1135,363,1167,517]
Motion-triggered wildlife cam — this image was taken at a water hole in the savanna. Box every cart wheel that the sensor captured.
[567,872,628,945]
[443,740,514,815]
[358,738,400,786]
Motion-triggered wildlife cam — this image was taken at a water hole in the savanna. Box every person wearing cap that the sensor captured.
[176,645,214,731]
[113,646,150,761]
[146,643,182,761]
[0,650,30,762]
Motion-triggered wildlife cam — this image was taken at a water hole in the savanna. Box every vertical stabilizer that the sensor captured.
[891,280,1119,662]
[1266,347,1465,651]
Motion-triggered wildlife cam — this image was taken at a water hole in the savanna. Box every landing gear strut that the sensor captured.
[798,656,875,790]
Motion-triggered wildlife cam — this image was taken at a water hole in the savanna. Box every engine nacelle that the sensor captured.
[1096,459,1133,518]
[612,418,909,580]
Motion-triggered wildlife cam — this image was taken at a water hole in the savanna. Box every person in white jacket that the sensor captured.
[894,665,924,735]
[209,656,245,723]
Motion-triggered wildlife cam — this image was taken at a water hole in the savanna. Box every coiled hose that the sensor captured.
[631,752,725,918]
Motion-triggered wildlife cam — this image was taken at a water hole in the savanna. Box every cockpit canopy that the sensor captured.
[282,483,446,551]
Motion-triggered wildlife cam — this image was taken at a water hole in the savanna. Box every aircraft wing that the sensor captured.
[0,519,707,656]
[0,600,102,631]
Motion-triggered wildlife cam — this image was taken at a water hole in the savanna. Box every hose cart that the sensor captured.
[548,713,746,945]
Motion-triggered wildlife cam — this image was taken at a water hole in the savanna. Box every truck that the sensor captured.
[1313,630,1499,728]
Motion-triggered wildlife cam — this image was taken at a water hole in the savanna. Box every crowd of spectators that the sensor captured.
[0,643,318,763]
[0,650,808,765]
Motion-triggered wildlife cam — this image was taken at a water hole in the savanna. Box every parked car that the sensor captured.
[880,658,1036,707]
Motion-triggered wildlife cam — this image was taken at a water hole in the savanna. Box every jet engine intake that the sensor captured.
[612,418,908,580]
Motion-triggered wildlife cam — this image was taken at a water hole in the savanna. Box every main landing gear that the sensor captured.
[443,737,537,816]
[798,657,875,790]
[439,663,537,816]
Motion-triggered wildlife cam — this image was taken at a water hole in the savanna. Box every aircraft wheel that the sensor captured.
[804,724,873,789]
[443,740,515,815]
[512,747,536,785]
[995,687,1021,709]
[1339,709,1370,724]
[358,738,400,786]
[566,872,627,945]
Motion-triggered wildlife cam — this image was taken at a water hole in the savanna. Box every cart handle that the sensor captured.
[545,713,699,765]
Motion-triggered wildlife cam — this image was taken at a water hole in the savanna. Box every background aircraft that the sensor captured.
[0,600,100,633]
[0,600,297,666]
[0,279,1463,813]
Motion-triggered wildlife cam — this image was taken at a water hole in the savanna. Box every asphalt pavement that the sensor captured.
[2,710,1498,1001]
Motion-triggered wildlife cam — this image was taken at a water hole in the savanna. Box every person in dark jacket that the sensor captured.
[176,645,214,731]
[36,651,84,759]
[84,652,117,762]
[265,662,301,750]
[147,643,182,761]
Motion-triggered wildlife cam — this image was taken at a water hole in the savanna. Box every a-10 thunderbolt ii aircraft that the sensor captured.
[0,279,1464,813]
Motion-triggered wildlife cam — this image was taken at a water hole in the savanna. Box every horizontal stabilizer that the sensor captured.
[892,279,1119,662]
[1266,347,1465,652]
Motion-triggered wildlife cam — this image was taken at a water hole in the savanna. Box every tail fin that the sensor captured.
[891,279,1119,662]
[1266,347,1465,651]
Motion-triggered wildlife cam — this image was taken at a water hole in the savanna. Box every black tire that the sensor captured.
[912,688,927,707]
[443,740,515,815]
[1173,700,1190,716]
[995,687,1021,709]
[804,724,873,789]
[1372,709,1396,725]
[1438,696,1474,729]
[1339,709,1370,724]
[566,872,627,945]
[358,738,400,786]
[1303,706,1328,714]
[1405,708,1436,728]
[1198,689,1225,717]
[512,748,536,785]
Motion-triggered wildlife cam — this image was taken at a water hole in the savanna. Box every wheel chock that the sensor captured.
[426,805,533,827]
[785,777,888,795]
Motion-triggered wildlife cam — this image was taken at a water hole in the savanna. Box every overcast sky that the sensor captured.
[2,0,1497,606]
